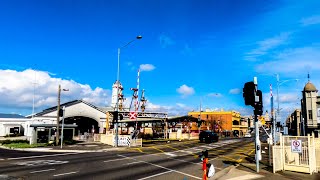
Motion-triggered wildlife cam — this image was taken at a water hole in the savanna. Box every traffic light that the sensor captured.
[254,90,263,116]
[59,109,63,117]
[119,113,123,120]
[113,111,118,120]
[243,81,255,107]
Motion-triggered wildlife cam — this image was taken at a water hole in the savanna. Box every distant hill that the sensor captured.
[0,113,26,118]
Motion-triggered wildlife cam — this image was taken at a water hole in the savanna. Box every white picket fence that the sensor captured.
[273,133,319,174]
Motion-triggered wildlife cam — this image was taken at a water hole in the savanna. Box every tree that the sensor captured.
[207,116,224,133]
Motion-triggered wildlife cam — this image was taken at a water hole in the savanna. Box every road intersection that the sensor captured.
[0,138,255,180]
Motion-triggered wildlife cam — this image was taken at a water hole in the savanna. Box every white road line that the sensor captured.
[126,161,143,165]
[118,155,201,180]
[53,171,78,177]
[104,157,129,163]
[30,169,55,174]
[7,152,82,160]
[137,170,173,180]
[227,174,264,180]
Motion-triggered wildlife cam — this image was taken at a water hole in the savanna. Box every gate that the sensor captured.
[273,133,317,174]
[315,138,320,172]
[272,145,283,173]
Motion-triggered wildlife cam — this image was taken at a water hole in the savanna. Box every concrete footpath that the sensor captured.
[211,162,320,180]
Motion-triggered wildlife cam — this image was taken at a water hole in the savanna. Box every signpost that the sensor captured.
[291,140,302,153]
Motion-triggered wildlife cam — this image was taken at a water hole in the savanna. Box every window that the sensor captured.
[206,115,209,119]
[9,127,19,134]
[308,110,313,120]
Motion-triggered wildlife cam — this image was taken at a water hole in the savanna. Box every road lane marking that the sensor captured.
[227,174,264,180]
[53,171,78,177]
[150,146,164,153]
[164,145,180,151]
[118,155,201,180]
[137,170,173,180]
[126,161,143,165]
[164,152,176,157]
[135,148,143,153]
[104,157,129,163]
[7,152,82,160]
[30,169,55,174]
[15,160,68,166]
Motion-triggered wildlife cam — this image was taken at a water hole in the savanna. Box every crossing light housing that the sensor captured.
[243,81,255,107]
[254,90,263,116]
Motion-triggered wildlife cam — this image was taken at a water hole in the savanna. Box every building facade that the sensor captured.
[286,109,302,136]
[188,110,248,136]
[301,80,320,136]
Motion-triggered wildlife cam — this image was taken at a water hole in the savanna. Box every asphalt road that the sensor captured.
[0,138,255,180]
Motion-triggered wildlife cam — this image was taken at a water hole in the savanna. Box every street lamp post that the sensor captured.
[115,35,142,147]
[56,85,69,146]
[274,74,298,143]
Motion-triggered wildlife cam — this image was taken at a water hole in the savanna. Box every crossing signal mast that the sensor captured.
[243,77,263,173]
[140,89,147,113]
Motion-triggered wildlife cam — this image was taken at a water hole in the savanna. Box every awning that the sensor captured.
[30,124,78,128]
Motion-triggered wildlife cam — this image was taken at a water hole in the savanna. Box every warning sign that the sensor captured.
[291,140,302,153]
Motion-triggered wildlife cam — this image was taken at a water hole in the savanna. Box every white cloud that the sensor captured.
[301,15,320,26]
[159,34,175,48]
[245,32,291,61]
[139,64,156,72]
[255,46,320,74]
[145,101,193,116]
[229,88,241,94]
[177,84,195,97]
[207,93,223,98]
[0,69,111,114]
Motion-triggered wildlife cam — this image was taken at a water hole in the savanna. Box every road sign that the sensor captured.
[291,140,302,153]
[129,112,137,120]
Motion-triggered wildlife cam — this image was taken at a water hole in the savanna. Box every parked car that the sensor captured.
[244,132,252,138]
[199,131,219,143]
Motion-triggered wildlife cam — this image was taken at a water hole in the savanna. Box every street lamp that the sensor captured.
[275,74,299,124]
[115,35,142,147]
[273,74,298,144]
[56,85,69,146]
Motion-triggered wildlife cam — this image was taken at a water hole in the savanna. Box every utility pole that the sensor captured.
[56,84,61,146]
[276,74,280,136]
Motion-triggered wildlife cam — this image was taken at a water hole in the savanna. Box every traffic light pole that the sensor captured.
[253,77,261,173]
[243,77,263,173]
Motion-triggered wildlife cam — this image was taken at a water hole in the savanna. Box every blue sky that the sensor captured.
[1,0,320,122]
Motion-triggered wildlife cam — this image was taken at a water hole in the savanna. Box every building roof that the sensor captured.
[0,113,26,118]
[304,82,317,92]
[31,99,106,117]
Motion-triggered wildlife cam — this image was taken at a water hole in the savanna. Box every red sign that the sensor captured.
[293,140,300,147]
[130,112,137,120]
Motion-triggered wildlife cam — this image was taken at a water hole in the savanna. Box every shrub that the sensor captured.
[0,139,29,145]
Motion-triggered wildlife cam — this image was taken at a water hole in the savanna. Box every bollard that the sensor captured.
[199,150,209,180]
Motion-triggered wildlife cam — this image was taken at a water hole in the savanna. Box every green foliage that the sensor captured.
[4,133,24,137]
[0,139,29,145]
[3,143,47,148]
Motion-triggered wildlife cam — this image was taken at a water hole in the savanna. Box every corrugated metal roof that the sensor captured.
[30,99,106,117]
[0,113,27,118]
